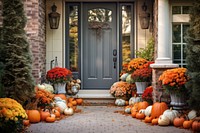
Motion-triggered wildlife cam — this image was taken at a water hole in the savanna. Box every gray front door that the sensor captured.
[83,3,117,89]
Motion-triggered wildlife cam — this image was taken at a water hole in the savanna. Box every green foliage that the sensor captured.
[1,0,35,104]
[136,37,154,61]
[185,0,200,111]
[0,118,24,133]
[0,62,4,98]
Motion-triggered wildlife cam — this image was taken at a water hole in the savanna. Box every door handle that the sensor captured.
[113,49,117,56]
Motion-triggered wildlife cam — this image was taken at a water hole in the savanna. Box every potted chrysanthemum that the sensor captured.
[46,67,72,94]
[159,67,189,107]
[131,61,153,95]
[0,98,28,133]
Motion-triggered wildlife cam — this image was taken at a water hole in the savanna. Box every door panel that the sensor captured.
[83,3,117,89]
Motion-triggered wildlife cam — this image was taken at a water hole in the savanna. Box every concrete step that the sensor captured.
[69,90,116,106]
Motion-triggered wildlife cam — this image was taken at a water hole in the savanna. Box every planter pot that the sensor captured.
[135,82,149,95]
[54,83,66,94]
[170,92,186,109]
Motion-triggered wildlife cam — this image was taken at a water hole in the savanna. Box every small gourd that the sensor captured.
[188,110,197,120]
[64,108,74,115]
[144,116,152,123]
[126,74,134,84]
[124,106,132,114]
[183,120,193,129]
[136,112,145,119]
[144,105,152,117]
[158,115,170,126]
[173,117,185,127]
[120,73,129,81]
[115,99,126,106]
[129,95,141,105]
[46,116,56,123]
[139,109,145,114]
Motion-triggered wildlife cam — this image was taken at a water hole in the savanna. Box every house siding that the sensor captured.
[0,0,46,84]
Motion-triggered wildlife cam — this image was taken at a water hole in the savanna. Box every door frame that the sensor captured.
[65,2,135,91]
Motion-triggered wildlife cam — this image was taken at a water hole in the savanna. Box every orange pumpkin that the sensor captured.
[53,106,61,113]
[173,117,185,127]
[192,120,200,132]
[46,116,56,123]
[27,110,41,123]
[40,109,51,121]
[71,100,77,106]
[76,98,83,105]
[183,120,193,129]
[152,118,159,125]
[67,103,73,108]
[52,109,61,118]
[151,102,168,119]
[137,101,149,111]
[144,116,153,123]
[55,94,67,101]
[68,97,74,103]
[131,111,137,118]
[136,112,145,119]
[23,120,30,126]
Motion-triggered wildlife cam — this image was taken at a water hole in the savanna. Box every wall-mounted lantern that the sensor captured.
[139,2,150,29]
[48,3,60,29]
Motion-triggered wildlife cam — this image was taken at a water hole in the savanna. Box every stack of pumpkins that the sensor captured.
[25,94,83,125]
[123,96,200,132]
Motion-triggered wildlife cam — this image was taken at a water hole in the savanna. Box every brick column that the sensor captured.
[151,0,178,103]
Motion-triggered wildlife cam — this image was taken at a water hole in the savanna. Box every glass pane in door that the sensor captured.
[122,5,132,65]
[69,6,79,72]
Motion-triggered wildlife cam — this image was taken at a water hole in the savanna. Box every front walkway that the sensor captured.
[25,106,192,133]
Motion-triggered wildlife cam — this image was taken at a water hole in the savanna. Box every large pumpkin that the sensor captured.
[151,102,168,119]
[27,110,41,123]
[137,101,149,111]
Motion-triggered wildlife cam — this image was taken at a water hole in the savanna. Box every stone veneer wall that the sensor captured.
[0,0,46,84]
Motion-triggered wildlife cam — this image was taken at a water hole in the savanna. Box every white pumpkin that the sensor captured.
[115,99,126,106]
[158,115,170,126]
[163,108,179,123]
[144,105,152,117]
[124,107,131,114]
[54,97,67,113]
[43,83,54,93]
[126,74,134,84]
[129,96,141,105]
[64,108,74,115]
[120,73,129,81]
[37,84,45,89]
[188,110,197,120]
[139,109,146,114]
